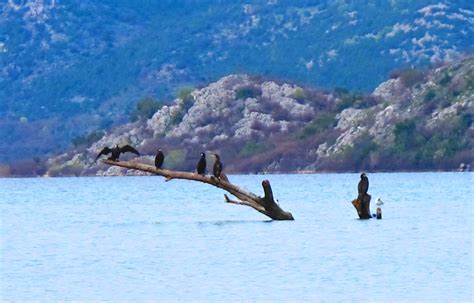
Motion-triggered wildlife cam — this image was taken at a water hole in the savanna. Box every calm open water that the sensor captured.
[1,172,473,302]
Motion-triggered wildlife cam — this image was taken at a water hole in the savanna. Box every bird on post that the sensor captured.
[358,172,369,199]
[376,197,384,206]
[155,148,164,169]
[212,153,223,179]
[95,144,140,162]
[196,152,206,175]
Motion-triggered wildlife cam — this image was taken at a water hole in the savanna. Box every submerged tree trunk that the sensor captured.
[352,194,372,219]
[103,160,294,220]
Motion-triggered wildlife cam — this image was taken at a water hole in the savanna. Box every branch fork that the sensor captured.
[103,160,294,220]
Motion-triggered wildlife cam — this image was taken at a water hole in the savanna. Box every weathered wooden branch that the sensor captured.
[352,194,372,219]
[103,160,294,220]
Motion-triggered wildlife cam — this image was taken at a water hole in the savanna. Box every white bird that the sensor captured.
[376,197,384,206]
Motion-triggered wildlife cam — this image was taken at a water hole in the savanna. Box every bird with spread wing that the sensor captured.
[95,144,140,162]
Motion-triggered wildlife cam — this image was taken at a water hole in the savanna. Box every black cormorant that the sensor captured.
[212,153,223,179]
[95,144,140,162]
[196,152,206,175]
[155,148,164,169]
[358,173,369,198]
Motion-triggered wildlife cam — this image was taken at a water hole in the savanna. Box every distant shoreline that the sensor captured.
[1,169,472,179]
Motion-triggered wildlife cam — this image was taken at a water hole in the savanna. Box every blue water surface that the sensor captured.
[1,172,473,302]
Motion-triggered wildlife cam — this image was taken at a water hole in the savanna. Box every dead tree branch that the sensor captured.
[103,160,294,220]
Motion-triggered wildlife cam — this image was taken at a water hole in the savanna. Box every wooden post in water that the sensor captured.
[376,207,382,219]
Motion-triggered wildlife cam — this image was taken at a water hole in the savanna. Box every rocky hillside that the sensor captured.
[42,57,473,176]
[1,1,473,163]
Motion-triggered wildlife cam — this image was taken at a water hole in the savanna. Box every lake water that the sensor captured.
[1,172,473,302]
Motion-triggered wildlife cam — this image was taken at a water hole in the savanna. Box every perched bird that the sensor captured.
[95,144,140,162]
[155,148,164,169]
[376,197,384,206]
[196,152,206,175]
[358,173,369,198]
[212,153,223,179]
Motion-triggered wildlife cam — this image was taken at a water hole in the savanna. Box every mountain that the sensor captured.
[30,56,472,177]
[1,0,473,164]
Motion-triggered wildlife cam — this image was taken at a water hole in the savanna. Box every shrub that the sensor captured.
[178,86,194,101]
[235,85,262,100]
[439,72,452,86]
[423,89,436,102]
[177,86,194,111]
[291,87,306,102]
[464,73,474,90]
[239,141,267,157]
[457,113,473,131]
[300,113,337,138]
[360,95,379,108]
[169,89,195,126]
[335,92,366,111]
[165,149,187,169]
[393,120,421,151]
[170,110,185,126]
[72,130,105,147]
[259,98,291,120]
[333,87,376,110]
[182,97,194,113]
[349,133,378,170]
[391,68,425,87]
[334,87,349,95]
[130,96,163,122]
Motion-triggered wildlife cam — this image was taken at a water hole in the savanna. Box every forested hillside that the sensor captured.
[1,1,473,164]
[33,57,473,177]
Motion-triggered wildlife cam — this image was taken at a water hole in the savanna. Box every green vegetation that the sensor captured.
[423,89,436,102]
[291,88,306,102]
[72,130,105,147]
[235,85,262,100]
[387,114,472,167]
[177,87,194,101]
[392,120,421,152]
[300,113,337,139]
[457,113,473,132]
[239,141,267,157]
[170,110,185,126]
[165,149,187,169]
[167,87,196,126]
[3,1,472,165]
[340,133,378,170]
[180,90,195,112]
[335,88,359,111]
[391,68,425,87]
[465,73,474,90]
[334,88,377,111]
[129,97,163,122]
[439,72,452,86]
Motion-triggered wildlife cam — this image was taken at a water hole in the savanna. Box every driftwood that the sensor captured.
[352,194,372,219]
[103,160,294,220]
